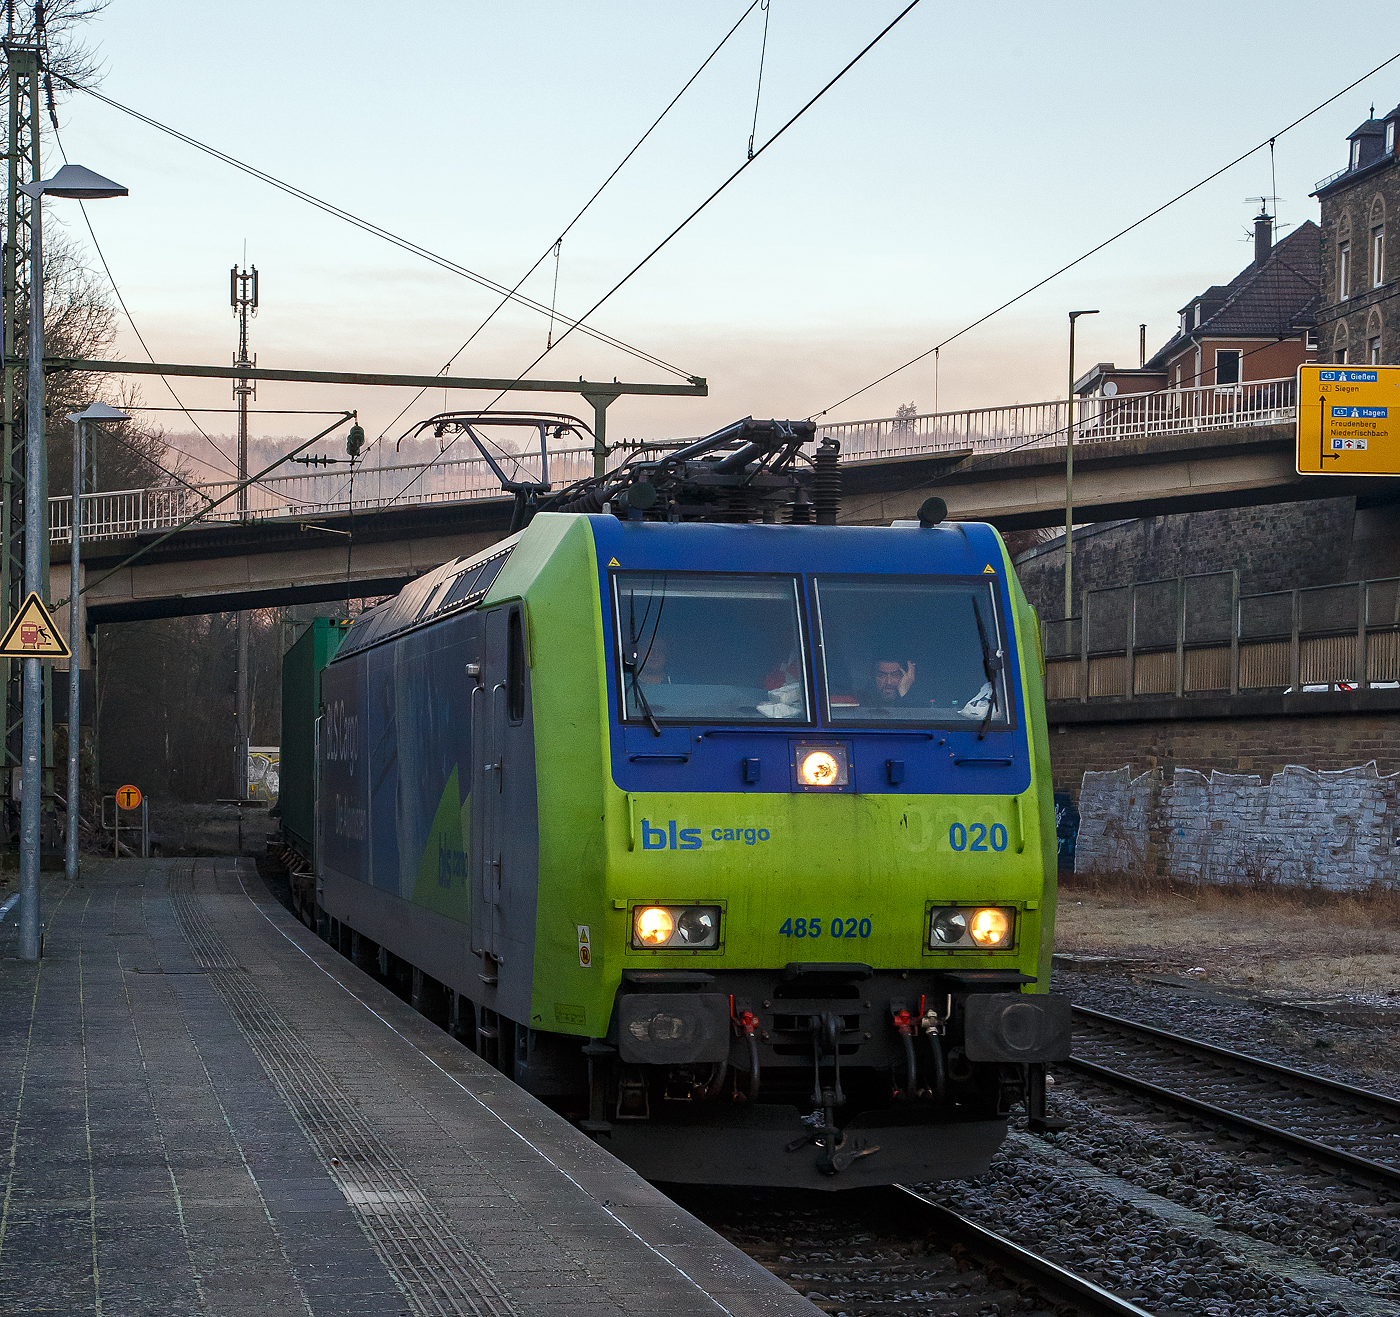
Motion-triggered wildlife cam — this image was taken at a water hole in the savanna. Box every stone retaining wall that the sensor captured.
[1075,761,1400,889]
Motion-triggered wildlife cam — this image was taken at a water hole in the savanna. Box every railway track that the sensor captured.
[1066,1005,1400,1190]
[675,1182,1153,1317]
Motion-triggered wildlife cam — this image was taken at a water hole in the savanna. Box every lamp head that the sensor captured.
[68,401,131,424]
[33,164,128,200]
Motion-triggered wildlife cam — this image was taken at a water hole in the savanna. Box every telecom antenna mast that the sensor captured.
[231,264,257,796]
[3,37,42,838]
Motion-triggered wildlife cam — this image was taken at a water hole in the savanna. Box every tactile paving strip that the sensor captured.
[169,864,516,1317]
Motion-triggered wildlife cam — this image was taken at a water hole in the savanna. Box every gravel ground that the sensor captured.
[1059,967,1400,1098]
[894,967,1400,1317]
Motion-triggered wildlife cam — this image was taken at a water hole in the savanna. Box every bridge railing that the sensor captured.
[48,376,1300,543]
[816,376,1296,462]
[1042,571,1400,703]
[48,444,601,544]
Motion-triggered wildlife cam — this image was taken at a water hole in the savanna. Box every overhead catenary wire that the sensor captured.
[61,78,699,383]
[812,47,1400,420]
[49,125,244,480]
[384,0,926,510]
[747,0,772,161]
[364,0,762,459]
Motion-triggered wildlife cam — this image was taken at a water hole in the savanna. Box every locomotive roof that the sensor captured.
[331,513,1008,662]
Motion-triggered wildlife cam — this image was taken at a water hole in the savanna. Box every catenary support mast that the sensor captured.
[231,264,257,798]
[3,39,40,841]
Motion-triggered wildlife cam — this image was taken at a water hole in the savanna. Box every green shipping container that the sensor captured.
[280,617,347,860]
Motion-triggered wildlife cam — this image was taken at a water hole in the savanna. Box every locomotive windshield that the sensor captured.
[614,572,810,724]
[814,575,1012,727]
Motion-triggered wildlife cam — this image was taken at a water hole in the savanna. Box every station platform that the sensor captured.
[0,857,819,1316]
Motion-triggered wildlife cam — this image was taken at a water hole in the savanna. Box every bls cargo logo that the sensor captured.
[323,701,359,764]
[641,819,772,850]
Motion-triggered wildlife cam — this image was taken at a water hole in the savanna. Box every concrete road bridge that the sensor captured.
[53,374,1368,624]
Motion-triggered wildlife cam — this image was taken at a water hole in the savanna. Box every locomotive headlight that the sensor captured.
[969,907,1012,947]
[635,906,674,946]
[795,743,849,788]
[677,908,717,944]
[929,905,1016,950]
[631,905,722,949]
[931,909,968,944]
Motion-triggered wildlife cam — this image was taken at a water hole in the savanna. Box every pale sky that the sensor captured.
[42,0,1400,479]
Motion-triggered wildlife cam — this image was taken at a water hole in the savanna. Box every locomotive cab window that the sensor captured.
[814,575,1013,728]
[613,572,810,724]
[507,608,527,724]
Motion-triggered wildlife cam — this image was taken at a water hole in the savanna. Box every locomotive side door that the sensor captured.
[471,608,509,961]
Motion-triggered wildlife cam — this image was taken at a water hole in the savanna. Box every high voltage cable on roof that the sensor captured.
[61,78,701,382]
[812,47,1400,421]
[382,0,926,510]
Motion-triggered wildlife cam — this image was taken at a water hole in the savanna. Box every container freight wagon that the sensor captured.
[277,616,347,921]
[293,495,1069,1189]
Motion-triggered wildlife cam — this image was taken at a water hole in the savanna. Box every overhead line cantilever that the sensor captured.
[32,358,708,399]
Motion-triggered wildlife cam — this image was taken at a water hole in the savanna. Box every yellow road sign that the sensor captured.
[0,592,69,658]
[116,784,142,811]
[1297,364,1400,476]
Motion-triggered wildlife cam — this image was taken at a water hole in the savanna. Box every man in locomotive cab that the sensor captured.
[872,658,916,705]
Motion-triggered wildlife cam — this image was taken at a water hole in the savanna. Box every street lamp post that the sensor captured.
[16,164,127,960]
[1064,309,1099,624]
[64,402,128,882]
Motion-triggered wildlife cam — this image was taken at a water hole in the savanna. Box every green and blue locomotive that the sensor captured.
[286,417,1069,1188]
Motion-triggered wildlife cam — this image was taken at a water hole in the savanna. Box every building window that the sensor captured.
[1390,120,1398,155]
[1337,348,1349,364]
[1352,139,1363,169]
[1215,350,1242,385]
[1194,303,1202,328]
[1338,241,1351,300]
[1173,365,1181,389]
[1306,329,1319,350]
[1372,337,1383,365]
[1375,226,1386,287]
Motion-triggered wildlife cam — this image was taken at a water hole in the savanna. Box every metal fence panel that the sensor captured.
[1043,618,1081,660]
[1133,579,1179,649]
[1298,584,1357,635]
[1367,578,1400,628]
[1183,573,1233,645]
[1239,593,1292,640]
[1087,587,1131,653]
[1133,651,1175,695]
[1239,640,1289,689]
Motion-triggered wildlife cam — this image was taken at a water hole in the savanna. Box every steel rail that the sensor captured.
[1073,1004,1400,1115]
[892,1184,1155,1317]
[1062,1056,1400,1189]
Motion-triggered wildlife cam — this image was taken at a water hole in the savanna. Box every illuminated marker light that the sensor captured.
[799,750,840,786]
[969,907,1012,947]
[635,906,674,946]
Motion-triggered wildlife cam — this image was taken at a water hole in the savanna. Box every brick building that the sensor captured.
[1015,102,1400,802]
[1312,103,1400,365]
[1072,212,1320,401]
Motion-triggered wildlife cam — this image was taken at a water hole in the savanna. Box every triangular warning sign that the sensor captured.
[0,592,69,659]
[607,557,620,567]
[982,564,997,574]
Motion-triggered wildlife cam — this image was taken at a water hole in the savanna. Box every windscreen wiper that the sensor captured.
[624,587,663,737]
[970,598,1003,742]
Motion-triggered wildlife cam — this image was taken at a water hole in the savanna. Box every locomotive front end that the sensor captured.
[541,514,1066,1189]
